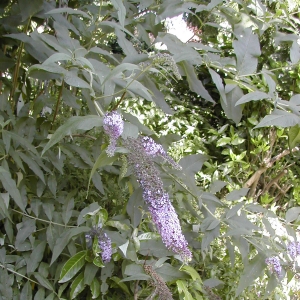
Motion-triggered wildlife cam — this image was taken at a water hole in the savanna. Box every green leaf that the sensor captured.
[181,265,202,282]
[102,63,141,86]
[26,241,46,273]
[0,193,12,222]
[70,272,85,299]
[20,281,32,300]
[50,227,90,265]
[235,254,266,296]
[179,154,208,178]
[223,84,244,124]
[285,207,300,223]
[181,61,215,103]
[0,167,25,211]
[111,0,126,28]
[255,109,300,128]
[226,188,249,201]
[18,0,43,21]
[59,250,87,283]
[288,124,300,149]
[18,152,45,183]
[235,91,270,105]
[209,68,226,104]
[106,220,130,231]
[177,279,194,300]
[33,273,54,291]
[42,116,103,155]
[233,28,261,75]
[88,151,117,192]
[45,7,91,19]
[90,278,101,299]
[43,52,72,65]
[84,263,98,285]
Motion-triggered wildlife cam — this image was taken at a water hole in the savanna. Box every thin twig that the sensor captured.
[11,209,77,228]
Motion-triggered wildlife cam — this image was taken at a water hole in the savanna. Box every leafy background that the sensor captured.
[1,0,300,299]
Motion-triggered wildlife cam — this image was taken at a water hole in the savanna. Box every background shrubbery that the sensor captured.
[1,0,300,299]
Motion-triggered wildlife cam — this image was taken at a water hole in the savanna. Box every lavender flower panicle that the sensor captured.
[265,256,282,277]
[85,229,112,263]
[123,136,192,261]
[103,111,124,156]
[98,232,112,263]
[287,241,300,259]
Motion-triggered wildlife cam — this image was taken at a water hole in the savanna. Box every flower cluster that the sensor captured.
[265,256,282,277]
[144,264,173,300]
[103,111,124,156]
[152,53,182,80]
[287,241,300,259]
[123,136,192,261]
[86,228,112,263]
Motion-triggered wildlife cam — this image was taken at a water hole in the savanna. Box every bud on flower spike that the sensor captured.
[103,111,124,156]
[123,136,192,262]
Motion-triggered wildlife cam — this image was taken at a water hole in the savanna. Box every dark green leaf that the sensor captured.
[33,273,54,291]
[51,227,90,265]
[90,278,101,299]
[226,188,249,201]
[0,167,30,211]
[20,281,32,300]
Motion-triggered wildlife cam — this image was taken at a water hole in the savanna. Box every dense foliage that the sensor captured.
[1,0,300,299]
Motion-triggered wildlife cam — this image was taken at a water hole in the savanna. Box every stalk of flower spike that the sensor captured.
[103,111,124,156]
[123,136,192,261]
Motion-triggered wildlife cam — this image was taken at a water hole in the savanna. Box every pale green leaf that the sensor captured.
[288,124,300,149]
[45,7,91,19]
[42,116,103,155]
[235,91,270,105]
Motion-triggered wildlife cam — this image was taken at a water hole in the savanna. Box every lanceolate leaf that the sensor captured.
[70,273,85,299]
[233,28,261,76]
[42,116,103,155]
[255,109,300,128]
[235,91,270,105]
[59,251,87,283]
[181,61,215,103]
[288,124,300,150]
[50,227,90,265]
[235,254,266,296]
[0,167,25,211]
[45,7,91,19]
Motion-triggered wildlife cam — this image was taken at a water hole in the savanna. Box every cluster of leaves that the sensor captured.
[1,0,300,299]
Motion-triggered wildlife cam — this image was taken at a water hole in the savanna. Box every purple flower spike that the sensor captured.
[265,256,282,277]
[103,111,124,156]
[287,242,297,259]
[123,136,191,262]
[98,232,112,263]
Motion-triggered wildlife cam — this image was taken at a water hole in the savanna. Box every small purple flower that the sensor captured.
[287,242,297,259]
[98,232,112,263]
[103,111,124,156]
[265,256,282,277]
